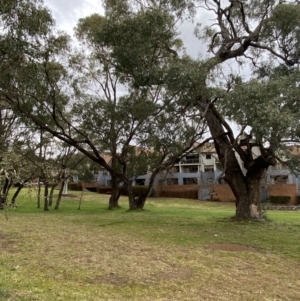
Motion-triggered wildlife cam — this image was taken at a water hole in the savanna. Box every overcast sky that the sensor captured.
[43,0,243,134]
[43,0,209,58]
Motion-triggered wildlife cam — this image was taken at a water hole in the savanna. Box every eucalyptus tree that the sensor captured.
[0,0,209,210]
[69,50,208,209]
[89,0,300,218]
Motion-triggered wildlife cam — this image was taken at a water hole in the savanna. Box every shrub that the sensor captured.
[68,182,82,191]
[121,186,155,198]
[269,196,291,204]
[97,187,112,194]
[97,186,155,197]
[158,188,198,199]
[85,187,98,193]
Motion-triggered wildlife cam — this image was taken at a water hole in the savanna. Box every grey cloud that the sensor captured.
[44,0,103,34]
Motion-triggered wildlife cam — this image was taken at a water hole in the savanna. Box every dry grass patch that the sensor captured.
[204,243,259,252]
[0,192,300,300]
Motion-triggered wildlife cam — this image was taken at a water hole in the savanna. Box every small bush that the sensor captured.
[68,182,82,191]
[269,196,291,204]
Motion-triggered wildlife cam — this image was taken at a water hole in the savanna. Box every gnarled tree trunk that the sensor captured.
[203,104,273,219]
[127,183,145,210]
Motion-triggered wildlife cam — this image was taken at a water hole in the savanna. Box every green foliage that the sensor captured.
[269,196,291,204]
[262,3,300,64]
[222,67,300,152]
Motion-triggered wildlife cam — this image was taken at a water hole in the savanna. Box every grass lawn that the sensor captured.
[1,189,300,301]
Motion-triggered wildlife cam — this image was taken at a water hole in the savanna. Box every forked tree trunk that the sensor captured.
[132,171,158,210]
[204,105,271,219]
[127,184,145,210]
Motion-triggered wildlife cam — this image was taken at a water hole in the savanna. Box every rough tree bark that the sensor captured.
[48,183,56,206]
[43,182,49,211]
[1,177,13,209]
[204,105,274,218]
[10,183,24,206]
[108,174,121,209]
[54,181,64,210]
[126,182,146,210]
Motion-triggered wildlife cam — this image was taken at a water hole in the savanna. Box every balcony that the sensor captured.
[182,159,200,164]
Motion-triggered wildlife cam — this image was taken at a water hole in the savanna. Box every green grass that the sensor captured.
[1,189,300,300]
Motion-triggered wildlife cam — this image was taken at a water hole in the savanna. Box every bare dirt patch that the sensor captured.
[204,243,259,253]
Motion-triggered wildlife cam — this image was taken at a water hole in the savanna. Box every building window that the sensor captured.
[135,179,145,186]
[183,178,198,185]
[185,155,199,164]
[206,154,212,160]
[166,178,179,185]
[204,165,214,172]
[273,175,288,184]
[185,166,198,173]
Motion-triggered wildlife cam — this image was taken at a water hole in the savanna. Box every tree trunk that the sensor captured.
[11,183,24,206]
[54,181,64,210]
[1,177,12,209]
[127,184,144,210]
[108,174,121,209]
[37,180,41,209]
[48,183,56,206]
[44,183,49,211]
[78,183,84,210]
[0,195,5,210]
[203,104,270,219]
[132,170,158,210]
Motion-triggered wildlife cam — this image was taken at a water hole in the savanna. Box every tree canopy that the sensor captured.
[1,0,300,217]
